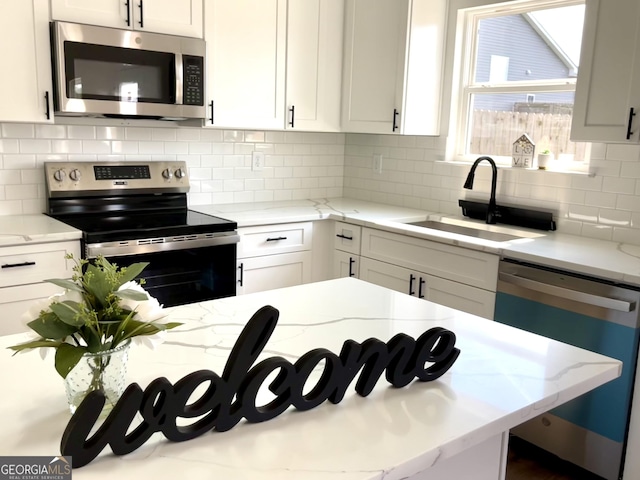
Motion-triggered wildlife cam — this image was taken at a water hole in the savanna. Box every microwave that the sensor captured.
[51,21,205,120]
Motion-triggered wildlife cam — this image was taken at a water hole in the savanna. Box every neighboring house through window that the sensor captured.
[448,0,589,171]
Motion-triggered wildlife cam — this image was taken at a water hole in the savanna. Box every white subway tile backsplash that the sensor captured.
[151,128,177,142]
[125,127,153,141]
[66,125,96,140]
[96,126,125,140]
[2,123,34,138]
[138,142,165,155]
[35,125,66,139]
[19,139,51,154]
[53,140,83,154]
[0,139,19,154]
[82,140,110,154]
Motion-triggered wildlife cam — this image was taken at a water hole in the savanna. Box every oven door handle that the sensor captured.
[499,272,635,312]
[86,233,240,258]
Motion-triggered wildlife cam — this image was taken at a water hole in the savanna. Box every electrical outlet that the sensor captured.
[373,153,383,174]
[251,151,265,171]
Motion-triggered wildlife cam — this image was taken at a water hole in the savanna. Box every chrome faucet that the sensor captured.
[463,156,500,224]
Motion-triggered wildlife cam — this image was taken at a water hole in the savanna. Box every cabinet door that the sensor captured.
[133,0,203,38]
[52,0,203,37]
[341,0,409,134]
[361,228,499,291]
[204,0,286,130]
[237,252,311,295]
[286,0,343,132]
[0,0,53,123]
[572,0,640,142]
[51,0,128,28]
[333,250,359,279]
[424,275,495,320]
[359,257,417,297]
[333,222,361,255]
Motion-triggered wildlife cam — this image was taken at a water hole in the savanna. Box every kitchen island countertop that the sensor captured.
[0,278,620,479]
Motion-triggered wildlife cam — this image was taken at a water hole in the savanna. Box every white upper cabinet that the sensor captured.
[341,0,446,135]
[572,0,640,143]
[286,0,344,132]
[0,0,53,123]
[50,0,204,38]
[204,0,343,131]
[204,0,286,130]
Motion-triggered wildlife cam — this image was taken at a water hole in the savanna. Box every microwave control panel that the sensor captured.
[183,55,204,106]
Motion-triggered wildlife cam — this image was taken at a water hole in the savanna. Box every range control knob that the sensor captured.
[69,169,81,182]
[174,168,186,179]
[162,168,173,180]
[53,169,65,182]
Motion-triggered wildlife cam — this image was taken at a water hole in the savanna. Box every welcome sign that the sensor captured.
[61,305,461,467]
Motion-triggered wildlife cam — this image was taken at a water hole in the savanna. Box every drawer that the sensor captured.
[333,221,361,255]
[0,241,79,288]
[237,222,313,258]
[0,282,66,336]
[361,228,498,291]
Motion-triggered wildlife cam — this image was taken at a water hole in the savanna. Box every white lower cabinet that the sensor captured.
[333,249,359,279]
[0,240,80,336]
[359,257,495,319]
[359,228,498,320]
[236,252,311,295]
[236,222,313,294]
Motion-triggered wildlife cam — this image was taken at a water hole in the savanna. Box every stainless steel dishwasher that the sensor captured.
[495,259,640,480]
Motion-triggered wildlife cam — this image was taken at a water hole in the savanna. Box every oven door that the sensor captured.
[95,243,237,308]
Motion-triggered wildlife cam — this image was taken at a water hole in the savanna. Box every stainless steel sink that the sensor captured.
[403,220,543,242]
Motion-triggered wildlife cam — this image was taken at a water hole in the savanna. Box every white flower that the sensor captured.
[132,331,167,350]
[117,281,165,322]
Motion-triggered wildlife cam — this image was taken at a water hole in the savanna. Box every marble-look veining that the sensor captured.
[0,278,620,479]
[0,214,82,246]
[191,197,640,286]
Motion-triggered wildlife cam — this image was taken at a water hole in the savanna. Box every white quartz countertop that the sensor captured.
[0,214,82,247]
[192,197,640,286]
[0,278,620,479]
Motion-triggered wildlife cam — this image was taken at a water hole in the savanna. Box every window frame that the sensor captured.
[449,0,589,171]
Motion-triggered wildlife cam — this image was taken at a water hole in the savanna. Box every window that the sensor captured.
[450,0,589,171]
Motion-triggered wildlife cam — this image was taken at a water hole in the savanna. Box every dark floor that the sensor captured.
[506,436,606,480]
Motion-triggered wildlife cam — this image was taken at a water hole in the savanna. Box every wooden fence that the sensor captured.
[470,110,587,160]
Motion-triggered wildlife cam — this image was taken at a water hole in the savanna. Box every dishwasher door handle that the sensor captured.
[499,272,636,312]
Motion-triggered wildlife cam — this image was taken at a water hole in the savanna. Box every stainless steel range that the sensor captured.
[45,161,239,307]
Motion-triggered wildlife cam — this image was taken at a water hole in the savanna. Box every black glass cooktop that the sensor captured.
[51,209,237,244]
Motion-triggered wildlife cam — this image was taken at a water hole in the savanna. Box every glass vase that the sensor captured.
[63,339,131,415]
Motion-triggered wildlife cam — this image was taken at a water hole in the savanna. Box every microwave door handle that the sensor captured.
[175,54,183,105]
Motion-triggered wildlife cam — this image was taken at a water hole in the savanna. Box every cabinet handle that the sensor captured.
[266,236,287,242]
[392,108,399,132]
[238,262,244,287]
[138,0,144,28]
[409,274,416,295]
[336,233,353,241]
[209,100,214,125]
[125,0,131,26]
[2,261,36,269]
[44,91,50,120]
[627,107,636,140]
[289,105,295,128]
[418,277,426,298]
[348,257,355,277]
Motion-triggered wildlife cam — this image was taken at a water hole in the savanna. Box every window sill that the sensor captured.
[437,160,595,176]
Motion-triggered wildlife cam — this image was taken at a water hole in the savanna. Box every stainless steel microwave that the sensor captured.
[51,21,205,120]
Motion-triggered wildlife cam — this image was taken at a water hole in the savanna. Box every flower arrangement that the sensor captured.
[9,254,181,379]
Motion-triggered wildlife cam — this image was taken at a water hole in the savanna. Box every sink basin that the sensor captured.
[403,220,543,243]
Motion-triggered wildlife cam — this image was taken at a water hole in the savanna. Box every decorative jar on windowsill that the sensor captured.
[537,151,553,170]
[8,255,182,415]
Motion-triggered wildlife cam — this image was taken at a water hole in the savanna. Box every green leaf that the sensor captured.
[44,278,83,293]
[55,344,87,379]
[115,262,149,288]
[84,263,110,300]
[8,339,61,353]
[49,301,84,327]
[27,312,79,339]
[115,289,149,301]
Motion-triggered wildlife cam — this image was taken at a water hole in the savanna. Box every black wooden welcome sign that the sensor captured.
[61,305,461,467]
